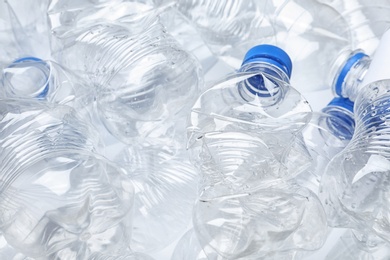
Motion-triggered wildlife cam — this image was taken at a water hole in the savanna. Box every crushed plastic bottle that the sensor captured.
[187,44,313,191]
[175,0,351,92]
[187,45,327,259]
[319,79,390,243]
[0,99,134,259]
[295,97,355,193]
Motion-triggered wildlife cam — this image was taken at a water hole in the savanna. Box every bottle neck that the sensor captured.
[331,50,371,102]
[321,105,355,140]
[1,57,51,99]
[238,61,290,104]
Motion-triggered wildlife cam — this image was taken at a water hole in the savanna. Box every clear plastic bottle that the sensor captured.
[187,44,313,193]
[187,45,327,259]
[319,79,390,242]
[175,0,351,92]
[0,99,134,259]
[330,29,390,102]
[296,97,355,193]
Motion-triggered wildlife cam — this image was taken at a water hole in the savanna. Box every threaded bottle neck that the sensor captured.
[331,49,371,102]
[238,44,292,104]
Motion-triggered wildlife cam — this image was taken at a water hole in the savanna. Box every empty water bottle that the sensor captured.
[296,97,355,193]
[319,78,390,243]
[330,29,390,102]
[187,45,327,258]
[187,44,312,190]
[0,99,134,259]
[175,0,351,92]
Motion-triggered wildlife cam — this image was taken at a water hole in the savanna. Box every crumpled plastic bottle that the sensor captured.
[295,97,355,194]
[319,79,390,243]
[0,99,134,259]
[187,44,327,259]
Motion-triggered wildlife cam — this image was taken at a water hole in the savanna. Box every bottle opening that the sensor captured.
[2,57,50,99]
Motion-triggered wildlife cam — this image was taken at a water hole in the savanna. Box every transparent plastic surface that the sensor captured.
[0,58,92,108]
[186,70,329,258]
[296,108,355,193]
[0,99,134,259]
[52,17,202,145]
[193,180,327,259]
[320,0,390,54]
[187,71,313,190]
[89,251,156,260]
[110,144,198,253]
[175,0,274,67]
[0,232,31,260]
[0,0,51,65]
[48,0,157,36]
[171,229,209,260]
[320,80,390,243]
[176,0,351,92]
[325,229,390,260]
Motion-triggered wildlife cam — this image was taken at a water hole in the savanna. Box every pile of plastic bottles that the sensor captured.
[1,0,390,259]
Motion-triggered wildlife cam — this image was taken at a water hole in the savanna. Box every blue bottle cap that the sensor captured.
[241,44,293,78]
[334,52,368,96]
[326,97,354,113]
